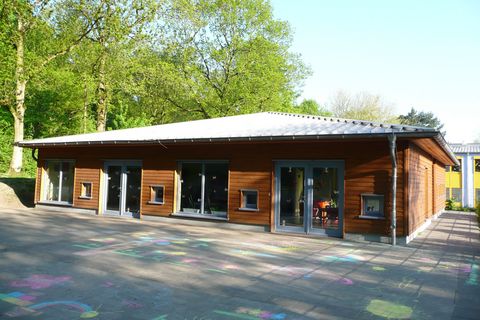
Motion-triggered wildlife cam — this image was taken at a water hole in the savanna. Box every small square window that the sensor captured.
[80,182,92,199]
[149,185,164,204]
[361,194,384,218]
[240,189,258,211]
[475,159,480,173]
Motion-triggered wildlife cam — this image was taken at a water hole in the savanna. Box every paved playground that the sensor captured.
[0,208,479,319]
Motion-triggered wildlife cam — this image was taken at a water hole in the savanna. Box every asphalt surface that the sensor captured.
[0,208,479,319]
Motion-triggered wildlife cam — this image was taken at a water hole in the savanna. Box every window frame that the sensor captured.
[239,189,259,211]
[475,159,480,173]
[148,185,165,205]
[79,182,93,199]
[42,159,75,205]
[452,159,462,172]
[176,160,229,218]
[359,193,385,219]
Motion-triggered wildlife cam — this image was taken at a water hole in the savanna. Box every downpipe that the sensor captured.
[388,134,397,246]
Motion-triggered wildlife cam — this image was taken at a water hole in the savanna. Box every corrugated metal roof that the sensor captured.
[18,112,437,147]
[449,143,480,154]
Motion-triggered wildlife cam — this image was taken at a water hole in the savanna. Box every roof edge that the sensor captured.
[432,133,459,165]
[267,111,436,132]
[17,131,441,148]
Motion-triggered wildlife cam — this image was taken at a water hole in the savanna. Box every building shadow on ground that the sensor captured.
[0,177,35,207]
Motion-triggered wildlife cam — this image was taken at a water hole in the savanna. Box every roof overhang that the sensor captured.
[16,131,439,147]
[16,131,458,165]
[410,134,458,166]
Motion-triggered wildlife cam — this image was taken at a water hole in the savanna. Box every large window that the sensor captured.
[44,160,74,204]
[451,188,462,202]
[178,162,228,217]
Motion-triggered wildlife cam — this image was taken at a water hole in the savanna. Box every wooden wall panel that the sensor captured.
[141,159,175,216]
[343,143,406,236]
[433,162,446,214]
[408,144,437,233]
[37,139,408,235]
[228,158,272,225]
[34,160,44,203]
[73,159,101,210]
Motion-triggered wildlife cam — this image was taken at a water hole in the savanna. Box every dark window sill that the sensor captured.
[37,201,73,207]
[358,215,386,220]
[78,196,92,200]
[238,207,259,212]
[172,212,227,221]
[147,201,164,205]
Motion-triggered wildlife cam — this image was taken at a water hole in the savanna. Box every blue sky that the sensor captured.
[271,0,480,142]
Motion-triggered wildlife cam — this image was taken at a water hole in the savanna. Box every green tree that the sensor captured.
[0,0,97,172]
[73,0,159,131]
[147,0,309,122]
[295,99,332,116]
[328,90,396,122]
[398,108,445,132]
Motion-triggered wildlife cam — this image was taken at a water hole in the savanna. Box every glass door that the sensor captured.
[106,165,122,212]
[311,166,342,237]
[44,160,74,204]
[275,161,344,237]
[104,162,142,217]
[278,166,306,232]
[125,166,142,215]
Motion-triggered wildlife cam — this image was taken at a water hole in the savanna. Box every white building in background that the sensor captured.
[446,144,480,207]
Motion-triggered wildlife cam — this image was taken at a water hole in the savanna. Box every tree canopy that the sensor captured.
[0,0,310,174]
[398,108,444,132]
[328,90,397,122]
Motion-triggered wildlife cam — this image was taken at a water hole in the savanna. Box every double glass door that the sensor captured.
[275,161,344,237]
[104,162,142,217]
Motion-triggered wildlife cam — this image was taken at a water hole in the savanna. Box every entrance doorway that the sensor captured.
[274,161,344,237]
[104,161,142,217]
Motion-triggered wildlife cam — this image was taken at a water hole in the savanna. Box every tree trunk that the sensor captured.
[96,49,107,132]
[9,16,26,173]
[83,75,88,133]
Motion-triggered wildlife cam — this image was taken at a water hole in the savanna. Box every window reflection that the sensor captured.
[312,167,339,230]
[179,162,228,217]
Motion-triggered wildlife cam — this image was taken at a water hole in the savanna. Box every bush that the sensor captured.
[476,203,480,224]
[445,199,454,210]
[445,199,476,212]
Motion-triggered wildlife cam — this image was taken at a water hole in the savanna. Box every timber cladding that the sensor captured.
[34,160,44,204]
[73,159,102,210]
[407,143,447,234]
[344,143,405,236]
[36,139,423,236]
[141,159,176,216]
[433,162,446,214]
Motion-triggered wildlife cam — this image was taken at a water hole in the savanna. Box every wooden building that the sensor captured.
[18,112,457,244]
